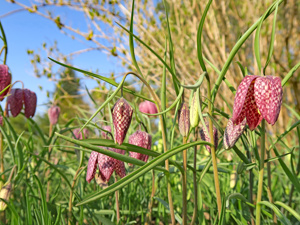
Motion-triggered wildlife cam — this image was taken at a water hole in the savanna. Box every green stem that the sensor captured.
[115,175,120,224]
[255,119,266,225]
[206,75,222,217]
[182,136,187,225]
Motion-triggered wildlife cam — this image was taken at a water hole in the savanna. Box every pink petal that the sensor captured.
[98,149,115,183]
[223,118,247,149]
[101,125,112,139]
[48,105,60,125]
[244,81,263,130]
[139,101,158,115]
[23,89,37,118]
[232,76,259,124]
[115,160,126,178]
[199,123,218,153]
[6,89,23,117]
[178,103,190,137]
[86,151,99,183]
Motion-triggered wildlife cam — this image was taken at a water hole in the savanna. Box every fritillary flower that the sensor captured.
[0,65,11,101]
[178,103,190,137]
[101,125,112,139]
[200,122,218,153]
[73,128,89,140]
[48,105,60,125]
[139,100,158,115]
[223,118,247,150]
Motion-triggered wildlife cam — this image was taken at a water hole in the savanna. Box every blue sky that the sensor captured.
[0,1,125,115]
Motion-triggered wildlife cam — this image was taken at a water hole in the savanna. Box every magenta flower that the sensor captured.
[128,130,152,165]
[139,101,158,115]
[112,97,133,145]
[48,105,60,125]
[0,65,11,101]
[6,88,37,118]
[200,123,218,153]
[101,125,112,139]
[232,75,283,130]
[223,118,247,150]
[178,103,190,137]
[86,147,126,183]
[73,128,89,140]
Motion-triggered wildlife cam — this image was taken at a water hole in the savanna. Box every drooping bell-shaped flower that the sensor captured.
[0,65,11,101]
[48,105,60,125]
[200,122,218,153]
[178,103,190,137]
[101,125,112,139]
[139,100,158,115]
[223,118,247,150]
[190,92,200,128]
[232,75,283,130]
[23,89,37,118]
[128,130,152,165]
[86,147,126,183]
[73,128,89,140]
[112,97,133,145]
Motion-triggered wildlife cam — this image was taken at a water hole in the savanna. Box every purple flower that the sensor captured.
[0,65,11,101]
[178,103,190,137]
[48,105,60,125]
[101,125,112,139]
[139,101,158,115]
[232,75,283,130]
[73,128,89,140]
[223,118,247,150]
[6,88,37,118]
[128,130,152,165]
[112,97,133,145]
[200,123,218,153]
[86,147,126,183]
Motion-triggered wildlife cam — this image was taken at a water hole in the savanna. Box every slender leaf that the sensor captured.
[258,201,292,225]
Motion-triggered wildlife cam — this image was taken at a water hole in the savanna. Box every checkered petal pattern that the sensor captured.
[190,92,200,128]
[97,147,116,182]
[6,88,23,117]
[254,76,283,125]
[48,105,60,125]
[23,89,37,118]
[86,151,99,183]
[139,100,158,115]
[101,125,112,139]
[223,118,247,150]
[114,159,126,178]
[112,98,133,145]
[0,65,11,101]
[200,123,218,153]
[178,103,190,137]
[128,130,152,165]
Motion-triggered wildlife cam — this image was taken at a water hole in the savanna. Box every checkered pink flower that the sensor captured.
[139,101,158,115]
[73,128,89,140]
[48,105,60,125]
[6,88,37,118]
[223,118,247,150]
[200,123,218,153]
[232,75,283,130]
[0,65,11,101]
[112,97,133,145]
[101,125,112,139]
[178,103,190,137]
[86,147,126,183]
[128,130,152,165]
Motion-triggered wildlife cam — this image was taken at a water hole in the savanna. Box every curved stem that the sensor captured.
[206,74,222,217]
[255,119,266,225]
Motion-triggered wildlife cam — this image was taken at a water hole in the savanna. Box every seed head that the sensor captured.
[178,103,190,137]
[112,97,133,145]
[0,65,11,101]
[48,105,60,125]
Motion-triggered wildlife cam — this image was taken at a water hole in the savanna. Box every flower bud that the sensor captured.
[200,122,218,153]
[237,161,245,174]
[101,125,112,139]
[223,118,247,150]
[23,89,37,118]
[0,182,12,211]
[190,92,200,128]
[129,130,152,165]
[178,103,190,137]
[112,97,133,145]
[48,105,60,125]
[139,101,158,115]
[0,65,12,101]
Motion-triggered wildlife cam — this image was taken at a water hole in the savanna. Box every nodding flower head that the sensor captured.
[48,105,60,125]
[86,147,126,183]
[178,103,190,137]
[0,65,11,101]
[6,88,37,118]
[128,130,152,165]
[101,125,112,139]
[223,118,247,150]
[190,92,200,128]
[73,128,89,140]
[139,101,158,115]
[200,122,218,153]
[112,97,133,145]
[232,75,283,130]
